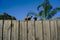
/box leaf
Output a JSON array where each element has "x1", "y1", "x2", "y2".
[
  {"x1": 37, "y1": 3, "x2": 43, "y2": 10},
  {"x1": 47, "y1": 7, "x2": 60, "y2": 19},
  {"x1": 38, "y1": 11, "x2": 44, "y2": 16},
  {"x1": 46, "y1": 4, "x2": 52, "y2": 12},
  {"x1": 55, "y1": 8, "x2": 60, "y2": 10}
]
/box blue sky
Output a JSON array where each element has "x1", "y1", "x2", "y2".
[{"x1": 0, "y1": 0, "x2": 60, "y2": 20}]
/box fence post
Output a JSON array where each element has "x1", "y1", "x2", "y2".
[
  {"x1": 26, "y1": 20, "x2": 28, "y2": 40},
  {"x1": 56, "y1": 20, "x2": 59, "y2": 40},
  {"x1": 10, "y1": 19, "x2": 13, "y2": 40},
  {"x1": 42, "y1": 20, "x2": 44, "y2": 40},
  {"x1": 2, "y1": 17, "x2": 4, "y2": 40},
  {"x1": 34, "y1": 20, "x2": 36, "y2": 40},
  {"x1": 18, "y1": 20, "x2": 20, "y2": 40},
  {"x1": 49, "y1": 20, "x2": 51, "y2": 40}
]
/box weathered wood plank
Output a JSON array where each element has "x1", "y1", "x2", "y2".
[
  {"x1": 57, "y1": 20, "x2": 60, "y2": 40},
  {"x1": 20, "y1": 21, "x2": 24, "y2": 40},
  {"x1": 0, "y1": 20, "x2": 59, "y2": 40},
  {"x1": 24, "y1": 21, "x2": 27, "y2": 40},
  {"x1": 20, "y1": 21, "x2": 27, "y2": 40},
  {"x1": 50, "y1": 20, "x2": 55, "y2": 40},
  {"x1": 19, "y1": 21, "x2": 23, "y2": 40},
  {"x1": 3, "y1": 20, "x2": 11, "y2": 40},
  {"x1": 50, "y1": 20, "x2": 57, "y2": 40},
  {"x1": 18, "y1": 20, "x2": 20, "y2": 40},
  {"x1": 7, "y1": 20, "x2": 13, "y2": 40},
  {"x1": 54, "y1": 20, "x2": 58, "y2": 40},
  {"x1": 43, "y1": 20, "x2": 50, "y2": 40},
  {"x1": 12, "y1": 20, "x2": 18, "y2": 40},
  {"x1": 35, "y1": 21, "x2": 43, "y2": 40},
  {"x1": 0, "y1": 20, "x2": 3, "y2": 40},
  {"x1": 28, "y1": 21, "x2": 35, "y2": 40}
]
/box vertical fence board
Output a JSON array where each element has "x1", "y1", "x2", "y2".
[
  {"x1": 20, "y1": 21, "x2": 25, "y2": 40},
  {"x1": 50, "y1": 20, "x2": 57, "y2": 40},
  {"x1": 35, "y1": 21, "x2": 43, "y2": 40},
  {"x1": 6, "y1": 20, "x2": 11, "y2": 40},
  {"x1": 21, "y1": 21, "x2": 24, "y2": 40},
  {"x1": 0, "y1": 20, "x2": 60, "y2": 40},
  {"x1": 3, "y1": 20, "x2": 11, "y2": 40},
  {"x1": 8, "y1": 20, "x2": 14, "y2": 40},
  {"x1": 11, "y1": 20, "x2": 18, "y2": 40},
  {"x1": 20, "y1": 21, "x2": 27, "y2": 40},
  {"x1": 43, "y1": 21, "x2": 50, "y2": 40},
  {"x1": 50, "y1": 20, "x2": 55, "y2": 40},
  {"x1": 54, "y1": 20, "x2": 58, "y2": 40},
  {"x1": 23, "y1": 21, "x2": 27, "y2": 40},
  {"x1": 18, "y1": 20, "x2": 20, "y2": 40},
  {"x1": 28, "y1": 21, "x2": 35, "y2": 40},
  {"x1": 20, "y1": 21, "x2": 23, "y2": 40},
  {"x1": 0, "y1": 20, "x2": 3, "y2": 40},
  {"x1": 10, "y1": 20, "x2": 14, "y2": 40},
  {"x1": 57, "y1": 20, "x2": 60, "y2": 40}
]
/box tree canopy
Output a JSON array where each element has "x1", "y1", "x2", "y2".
[
  {"x1": 0, "y1": 12, "x2": 16, "y2": 20},
  {"x1": 27, "y1": 0, "x2": 60, "y2": 20}
]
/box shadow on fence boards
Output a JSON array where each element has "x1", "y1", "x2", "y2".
[{"x1": 0, "y1": 20, "x2": 60, "y2": 40}]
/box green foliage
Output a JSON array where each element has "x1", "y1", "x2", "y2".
[
  {"x1": 0, "y1": 12, "x2": 16, "y2": 20},
  {"x1": 27, "y1": 0, "x2": 60, "y2": 20},
  {"x1": 37, "y1": 0, "x2": 60, "y2": 20},
  {"x1": 47, "y1": 8, "x2": 60, "y2": 19}
]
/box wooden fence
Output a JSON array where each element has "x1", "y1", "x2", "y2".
[{"x1": 0, "y1": 20, "x2": 60, "y2": 40}]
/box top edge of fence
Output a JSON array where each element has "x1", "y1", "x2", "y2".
[{"x1": 0, "y1": 19, "x2": 60, "y2": 21}]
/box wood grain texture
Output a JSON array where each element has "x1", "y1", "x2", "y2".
[
  {"x1": 12, "y1": 20, "x2": 18, "y2": 40},
  {"x1": 4, "y1": 20, "x2": 11, "y2": 40},
  {"x1": 43, "y1": 21, "x2": 50, "y2": 40},
  {"x1": 20, "y1": 21, "x2": 27, "y2": 40},
  {"x1": 0, "y1": 20, "x2": 60, "y2": 40},
  {"x1": 35, "y1": 21, "x2": 43, "y2": 40},
  {"x1": 0, "y1": 20, "x2": 3, "y2": 40},
  {"x1": 57, "y1": 20, "x2": 60, "y2": 40},
  {"x1": 28, "y1": 21, "x2": 35, "y2": 40},
  {"x1": 50, "y1": 20, "x2": 58, "y2": 40}
]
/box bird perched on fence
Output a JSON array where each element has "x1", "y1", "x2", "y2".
[
  {"x1": 33, "y1": 16, "x2": 37, "y2": 21},
  {"x1": 25, "y1": 16, "x2": 32, "y2": 21}
]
